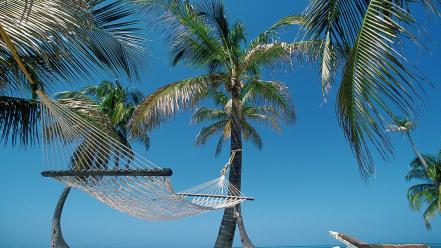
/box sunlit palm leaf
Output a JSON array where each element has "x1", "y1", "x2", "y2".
[
  {"x1": 242, "y1": 40, "x2": 323, "y2": 72},
  {"x1": 130, "y1": 74, "x2": 225, "y2": 132},
  {"x1": 243, "y1": 80, "x2": 295, "y2": 123},
  {"x1": 194, "y1": 119, "x2": 229, "y2": 147},
  {"x1": 0, "y1": 0, "x2": 147, "y2": 94}
]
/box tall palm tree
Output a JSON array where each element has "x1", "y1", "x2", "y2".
[
  {"x1": 48, "y1": 80, "x2": 149, "y2": 247},
  {"x1": 297, "y1": 0, "x2": 438, "y2": 179},
  {"x1": 130, "y1": 1, "x2": 319, "y2": 246},
  {"x1": 406, "y1": 151, "x2": 441, "y2": 230},
  {"x1": 386, "y1": 118, "x2": 429, "y2": 169},
  {"x1": 191, "y1": 85, "x2": 295, "y2": 248}
]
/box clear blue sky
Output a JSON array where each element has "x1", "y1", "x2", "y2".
[{"x1": 1, "y1": 1, "x2": 441, "y2": 247}]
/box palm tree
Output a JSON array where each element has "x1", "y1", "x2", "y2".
[
  {"x1": 46, "y1": 80, "x2": 150, "y2": 247},
  {"x1": 191, "y1": 85, "x2": 295, "y2": 248},
  {"x1": 297, "y1": 0, "x2": 438, "y2": 179},
  {"x1": 406, "y1": 151, "x2": 441, "y2": 230},
  {"x1": 386, "y1": 118, "x2": 429, "y2": 169},
  {"x1": 1, "y1": 2, "x2": 148, "y2": 247},
  {"x1": 56, "y1": 80, "x2": 150, "y2": 149},
  {"x1": 130, "y1": 1, "x2": 319, "y2": 246}
]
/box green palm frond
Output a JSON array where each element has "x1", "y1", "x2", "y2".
[
  {"x1": 242, "y1": 40, "x2": 323, "y2": 71},
  {"x1": 134, "y1": 0, "x2": 227, "y2": 67},
  {"x1": 194, "y1": 120, "x2": 229, "y2": 147},
  {"x1": 242, "y1": 121, "x2": 263, "y2": 150},
  {"x1": 0, "y1": 95, "x2": 39, "y2": 147},
  {"x1": 423, "y1": 200, "x2": 439, "y2": 230},
  {"x1": 251, "y1": 15, "x2": 305, "y2": 47},
  {"x1": 191, "y1": 107, "x2": 227, "y2": 124},
  {"x1": 406, "y1": 168, "x2": 429, "y2": 181},
  {"x1": 0, "y1": 0, "x2": 147, "y2": 94},
  {"x1": 302, "y1": 0, "x2": 430, "y2": 179},
  {"x1": 243, "y1": 80, "x2": 295, "y2": 123},
  {"x1": 335, "y1": 0, "x2": 422, "y2": 179},
  {"x1": 130, "y1": 74, "x2": 225, "y2": 132},
  {"x1": 215, "y1": 120, "x2": 232, "y2": 157}
]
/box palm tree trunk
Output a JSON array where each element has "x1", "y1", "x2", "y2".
[
  {"x1": 235, "y1": 205, "x2": 255, "y2": 248},
  {"x1": 51, "y1": 186, "x2": 71, "y2": 248},
  {"x1": 406, "y1": 131, "x2": 429, "y2": 169},
  {"x1": 214, "y1": 85, "x2": 243, "y2": 248}
]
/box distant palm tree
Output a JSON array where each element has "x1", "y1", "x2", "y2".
[
  {"x1": 386, "y1": 118, "x2": 429, "y2": 169},
  {"x1": 192, "y1": 86, "x2": 293, "y2": 156},
  {"x1": 130, "y1": 1, "x2": 317, "y2": 247},
  {"x1": 57, "y1": 80, "x2": 150, "y2": 150},
  {"x1": 191, "y1": 85, "x2": 294, "y2": 248},
  {"x1": 406, "y1": 151, "x2": 441, "y2": 230},
  {"x1": 297, "y1": 0, "x2": 438, "y2": 179},
  {"x1": 49, "y1": 80, "x2": 149, "y2": 247}
]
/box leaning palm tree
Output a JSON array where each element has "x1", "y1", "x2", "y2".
[
  {"x1": 406, "y1": 151, "x2": 441, "y2": 230},
  {"x1": 298, "y1": 0, "x2": 438, "y2": 179},
  {"x1": 49, "y1": 81, "x2": 150, "y2": 247},
  {"x1": 130, "y1": 0, "x2": 319, "y2": 246},
  {"x1": 386, "y1": 118, "x2": 429, "y2": 169},
  {"x1": 56, "y1": 80, "x2": 150, "y2": 149},
  {"x1": 191, "y1": 85, "x2": 295, "y2": 248}
]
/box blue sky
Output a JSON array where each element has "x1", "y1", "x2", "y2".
[{"x1": 1, "y1": 0, "x2": 441, "y2": 247}]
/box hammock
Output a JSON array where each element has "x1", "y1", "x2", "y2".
[{"x1": 37, "y1": 90, "x2": 253, "y2": 221}]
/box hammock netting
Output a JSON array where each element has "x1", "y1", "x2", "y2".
[{"x1": 37, "y1": 91, "x2": 252, "y2": 221}]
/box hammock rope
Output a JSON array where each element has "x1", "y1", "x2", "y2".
[{"x1": 37, "y1": 90, "x2": 253, "y2": 221}]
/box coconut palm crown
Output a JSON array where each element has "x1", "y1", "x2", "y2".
[
  {"x1": 130, "y1": 0, "x2": 321, "y2": 247},
  {"x1": 56, "y1": 80, "x2": 150, "y2": 150},
  {"x1": 192, "y1": 83, "x2": 294, "y2": 157},
  {"x1": 406, "y1": 150, "x2": 441, "y2": 230}
]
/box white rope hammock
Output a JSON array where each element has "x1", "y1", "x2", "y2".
[{"x1": 37, "y1": 90, "x2": 253, "y2": 221}]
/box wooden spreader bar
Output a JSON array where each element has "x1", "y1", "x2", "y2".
[
  {"x1": 41, "y1": 168, "x2": 173, "y2": 177},
  {"x1": 178, "y1": 193, "x2": 255, "y2": 201}
]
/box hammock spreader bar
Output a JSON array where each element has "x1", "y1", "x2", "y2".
[{"x1": 41, "y1": 168, "x2": 173, "y2": 177}]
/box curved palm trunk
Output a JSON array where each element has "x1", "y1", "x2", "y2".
[
  {"x1": 405, "y1": 131, "x2": 429, "y2": 169},
  {"x1": 235, "y1": 205, "x2": 256, "y2": 248},
  {"x1": 51, "y1": 186, "x2": 71, "y2": 248},
  {"x1": 214, "y1": 86, "x2": 243, "y2": 248}
]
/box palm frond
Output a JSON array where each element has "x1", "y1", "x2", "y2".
[
  {"x1": 134, "y1": 0, "x2": 227, "y2": 67},
  {"x1": 335, "y1": 0, "x2": 422, "y2": 179},
  {"x1": 0, "y1": 0, "x2": 147, "y2": 94},
  {"x1": 408, "y1": 185, "x2": 437, "y2": 210},
  {"x1": 242, "y1": 80, "x2": 295, "y2": 123},
  {"x1": 242, "y1": 121, "x2": 263, "y2": 150},
  {"x1": 406, "y1": 168, "x2": 429, "y2": 181},
  {"x1": 242, "y1": 40, "x2": 324, "y2": 72},
  {"x1": 251, "y1": 15, "x2": 305, "y2": 47},
  {"x1": 130, "y1": 74, "x2": 225, "y2": 133},
  {"x1": 194, "y1": 119, "x2": 229, "y2": 147},
  {"x1": 0, "y1": 95, "x2": 39, "y2": 147},
  {"x1": 191, "y1": 107, "x2": 227, "y2": 124},
  {"x1": 422, "y1": 199, "x2": 439, "y2": 230}
]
